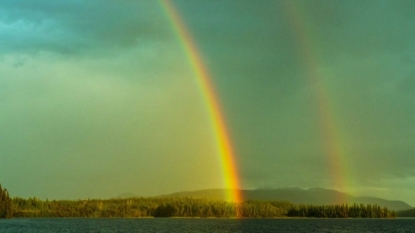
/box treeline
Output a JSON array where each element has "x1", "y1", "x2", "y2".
[
  {"x1": 396, "y1": 208, "x2": 415, "y2": 217},
  {"x1": 0, "y1": 184, "x2": 397, "y2": 218},
  {"x1": 11, "y1": 197, "x2": 291, "y2": 218},
  {"x1": 0, "y1": 184, "x2": 13, "y2": 218},
  {"x1": 287, "y1": 203, "x2": 396, "y2": 218},
  {"x1": 9, "y1": 197, "x2": 396, "y2": 218}
]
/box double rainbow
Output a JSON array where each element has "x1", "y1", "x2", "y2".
[
  {"x1": 159, "y1": 0, "x2": 242, "y2": 203},
  {"x1": 159, "y1": 0, "x2": 350, "y2": 205}
]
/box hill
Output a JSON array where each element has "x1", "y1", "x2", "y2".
[{"x1": 161, "y1": 187, "x2": 411, "y2": 211}]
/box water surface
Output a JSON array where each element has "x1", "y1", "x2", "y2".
[{"x1": 0, "y1": 218, "x2": 414, "y2": 233}]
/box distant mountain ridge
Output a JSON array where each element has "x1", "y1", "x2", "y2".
[
  {"x1": 115, "y1": 193, "x2": 138, "y2": 199},
  {"x1": 160, "y1": 187, "x2": 411, "y2": 211}
]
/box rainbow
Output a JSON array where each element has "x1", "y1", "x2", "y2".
[
  {"x1": 281, "y1": 1, "x2": 352, "y2": 203},
  {"x1": 159, "y1": 0, "x2": 242, "y2": 203}
]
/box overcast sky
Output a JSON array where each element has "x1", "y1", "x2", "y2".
[{"x1": 1, "y1": 0, "x2": 414, "y2": 206}]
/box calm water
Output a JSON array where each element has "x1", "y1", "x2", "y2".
[{"x1": 0, "y1": 218, "x2": 414, "y2": 233}]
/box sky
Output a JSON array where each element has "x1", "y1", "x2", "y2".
[{"x1": 1, "y1": 0, "x2": 415, "y2": 206}]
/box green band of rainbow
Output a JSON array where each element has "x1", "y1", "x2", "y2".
[{"x1": 159, "y1": 0, "x2": 242, "y2": 203}]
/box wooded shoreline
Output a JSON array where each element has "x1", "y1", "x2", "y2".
[{"x1": 1, "y1": 185, "x2": 399, "y2": 219}]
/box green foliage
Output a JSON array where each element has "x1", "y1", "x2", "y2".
[
  {"x1": 396, "y1": 208, "x2": 415, "y2": 217},
  {"x1": 0, "y1": 184, "x2": 13, "y2": 218},
  {"x1": 11, "y1": 197, "x2": 291, "y2": 218},
  {"x1": 9, "y1": 196, "x2": 396, "y2": 218},
  {"x1": 286, "y1": 203, "x2": 396, "y2": 218}
]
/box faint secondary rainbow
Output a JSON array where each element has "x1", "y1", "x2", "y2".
[
  {"x1": 159, "y1": 0, "x2": 242, "y2": 203},
  {"x1": 281, "y1": 2, "x2": 352, "y2": 203}
]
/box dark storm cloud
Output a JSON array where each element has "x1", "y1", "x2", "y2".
[
  {"x1": 176, "y1": 0, "x2": 415, "y2": 82},
  {"x1": 0, "y1": 0, "x2": 168, "y2": 55}
]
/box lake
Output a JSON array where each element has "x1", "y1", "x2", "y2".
[{"x1": 0, "y1": 218, "x2": 414, "y2": 233}]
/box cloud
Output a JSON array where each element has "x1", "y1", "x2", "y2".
[{"x1": 0, "y1": 1, "x2": 170, "y2": 56}]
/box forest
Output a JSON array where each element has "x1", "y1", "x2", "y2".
[
  {"x1": 286, "y1": 203, "x2": 396, "y2": 218},
  {"x1": 396, "y1": 208, "x2": 415, "y2": 217},
  {"x1": 0, "y1": 185, "x2": 397, "y2": 218}
]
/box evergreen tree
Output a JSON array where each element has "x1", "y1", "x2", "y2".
[{"x1": 0, "y1": 184, "x2": 13, "y2": 218}]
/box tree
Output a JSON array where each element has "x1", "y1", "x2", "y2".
[{"x1": 0, "y1": 184, "x2": 13, "y2": 218}]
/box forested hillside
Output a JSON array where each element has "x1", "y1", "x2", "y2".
[
  {"x1": 165, "y1": 188, "x2": 411, "y2": 211},
  {"x1": 0, "y1": 184, "x2": 397, "y2": 218}
]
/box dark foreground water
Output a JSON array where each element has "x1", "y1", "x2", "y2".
[{"x1": 0, "y1": 218, "x2": 414, "y2": 233}]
